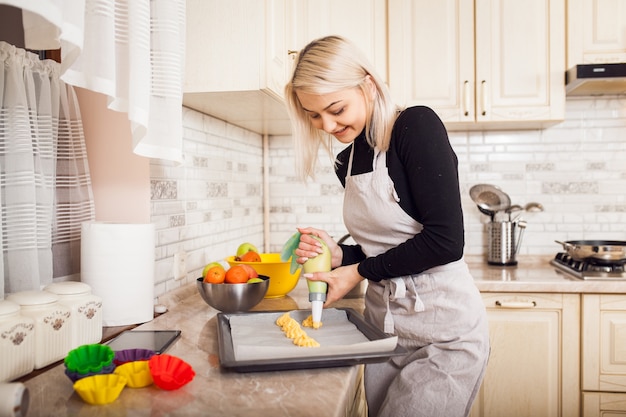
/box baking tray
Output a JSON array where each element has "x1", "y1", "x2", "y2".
[{"x1": 216, "y1": 308, "x2": 407, "y2": 372}]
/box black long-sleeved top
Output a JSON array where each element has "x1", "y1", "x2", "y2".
[{"x1": 336, "y1": 106, "x2": 465, "y2": 282}]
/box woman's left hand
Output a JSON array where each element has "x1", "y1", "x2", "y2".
[{"x1": 303, "y1": 263, "x2": 364, "y2": 306}]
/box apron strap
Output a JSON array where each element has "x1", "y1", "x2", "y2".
[{"x1": 382, "y1": 277, "x2": 425, "y2": 334}]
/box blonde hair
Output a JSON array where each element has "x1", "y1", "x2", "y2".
[{"x1": 284, "y1": 35, "x2": 399, "y2": 181}]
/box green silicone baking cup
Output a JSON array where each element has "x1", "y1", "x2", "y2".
[{"x1": 65, "y1": 344, "x2": 115, "y2": 374}]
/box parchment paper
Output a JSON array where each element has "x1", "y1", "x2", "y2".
[{"x1": 229, "y1": 308, "x2": 398, "y2": 361}]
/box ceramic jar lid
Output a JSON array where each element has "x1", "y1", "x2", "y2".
[
  {"x1": 7, "y1": 290, "x2": 59, "y2": 306},
  {"x1": 45, "y1": 281, "x2": 92, "y2": 296},
  {"x1": 0, "y1": 299, "x2": 20, "y2": 316}
]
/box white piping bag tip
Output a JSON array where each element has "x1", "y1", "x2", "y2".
[{"x1": 311, "y1": 300, "x2": 323, "y2": 323}]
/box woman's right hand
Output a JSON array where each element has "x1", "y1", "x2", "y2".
[{"x1": 295, "y1": 227, "x2": 343, "y2": 269}]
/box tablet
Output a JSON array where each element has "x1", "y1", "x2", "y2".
[{"x1": 105, "y1": 330, "x2": 181, "y2": 354}]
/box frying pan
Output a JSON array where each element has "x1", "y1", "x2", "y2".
[
  {"x1": 469, "y1": 184, "x2": 512, "y2": 212},
  {"x1": 555, "y1": 240, "x2": 626, "y2": 263}
]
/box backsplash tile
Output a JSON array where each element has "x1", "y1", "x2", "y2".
[{"x1": 150, "y1": 97, "x2": 626, "y2": 298}]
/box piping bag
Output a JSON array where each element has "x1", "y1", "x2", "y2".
[{"x1": 281, "y1": 231, "x2": 331, "y2": 325}]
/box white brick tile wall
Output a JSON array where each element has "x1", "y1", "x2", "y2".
[{"x1": 151, "y1": 98, "x2": 626, "y2": 298}]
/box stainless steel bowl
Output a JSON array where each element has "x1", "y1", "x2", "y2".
[{"x1": 196, "y1": 275, "x2": 269, "y2": 313}]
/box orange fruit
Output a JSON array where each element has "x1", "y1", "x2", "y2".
[
  {"x1": 238, "y1": 251, "x2": 262, "y2": 262},
  {"x1": 239, "y1": 264, "x2": 258, "y2": 279},
  {"x1": 204, "y1": 266, "x2": 226, "y2": 284},
  {"x1": 225, "y1": 265, "x2": 249, "y2": 284}
]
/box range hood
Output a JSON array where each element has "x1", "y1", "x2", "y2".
[{"x1": 565, "y1": 63, "x2": 626, "y2": 96}]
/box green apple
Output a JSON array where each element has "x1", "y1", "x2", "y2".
[
  {"x1": 246, "y1": 277, "x2": 264, "y2": 284},
  {"x1": 236, "y1": 242, "x2": 259, "y2": 257},
  {"x1": 202, "y1": 262, "x2": 223, "y2": 278}
]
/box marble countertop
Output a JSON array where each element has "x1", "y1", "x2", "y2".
[
  {"x1": 22, "y1": 279, "x2": 367, "y2": 417},
  {"x1": 467, "y1": 256, "x2": 626, "y2": 293},
  {"x1": 21, "y1": 257, "x2": 626, "y2": 416}
]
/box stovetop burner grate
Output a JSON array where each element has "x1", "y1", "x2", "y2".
[{"x1": 551, "y1": 252, "x2": 626, "y2": 280}]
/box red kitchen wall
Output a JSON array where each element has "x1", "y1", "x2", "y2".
[{"x1": 75, "y1": 87, "x2": 151, "y2": 223}]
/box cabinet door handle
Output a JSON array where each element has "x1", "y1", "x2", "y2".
[
  {"x1": 495, "y1": 300, "x2": 537, "y2": 309},
  {"x1": 463, "y1": 80, "x2": 470, "y2": 116},
  {"x1": 480, "y1": 80, "x2": 488, "y2": 116}
]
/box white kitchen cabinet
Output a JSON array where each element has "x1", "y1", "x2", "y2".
[
  {"x1": 582, "y1": 392, "x2": 626, "y2": 417},
  {"x1": 567, "y1": 0, "x2": 626, "y2": 66},
  {"x1": 183, "y1": 0, "x2": 386, "y2": 136},
  {"x1": 296, "y1": 0, "x2": 387, "y2": 83},
  {"x1": 470, "y1": 293, "x2": 580, "y2": 417},
  {"x1": 388, "y1": 0, "x2": 566, "y2": 130},
  {"x1": 581, "y1": 294, "x2": 626, "y2": 416},
  {"x1": 183, "y1": 0, "x2": 297, "y2": 135}
]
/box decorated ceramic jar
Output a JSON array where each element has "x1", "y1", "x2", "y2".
[
  {"x1": 6, "y1": 291, "x2": 72, "y2": 369},
  {"x1": 0, "y1": 300, "x2": 35, "y2": 381},
  {"x1": 45, "y1": 282, "x2": 103, "y2": 349}
]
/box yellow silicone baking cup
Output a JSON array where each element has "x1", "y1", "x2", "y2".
[
  {"x1": 73, "y1": 374, "x2": 127, "y2": 405},
  {"x1": 114, "y1": 360, "x2": 153, "y2": 388}
]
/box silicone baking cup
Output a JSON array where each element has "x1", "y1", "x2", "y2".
[
  {"x1": 113, "y1": 348, "x2": 155, "y2": 366},
  {"x1": 114, "y1": 360, "x2": 153, "y2": 388},
  {"x1": 73, "y1": 374, "x2": 127, "y2": 405},
  {"x1": 65, "y1": 344, "x2": 115, "y2": 374},
  {"x1": 148, "y1": 354, "x2": 195, "y2": 390}
]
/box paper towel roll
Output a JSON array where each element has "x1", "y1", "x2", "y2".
[{"x1": 81, "y1": 222, "x2": 155, "y2": 326}]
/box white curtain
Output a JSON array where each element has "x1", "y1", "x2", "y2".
[
  {"x1": 4, "y1": 0, "x2": 186, "y2": 162},
  {"x1": 0, "y1": 41, "x2": 95, "y2": 297}
]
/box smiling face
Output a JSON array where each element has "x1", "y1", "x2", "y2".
[{"x1": 295, "y1": 77, "x2": 375, "y2": 144}]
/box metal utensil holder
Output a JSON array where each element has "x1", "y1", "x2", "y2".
[{"x1": 487, "y1": 220, "x2": 526, "y2": 266}]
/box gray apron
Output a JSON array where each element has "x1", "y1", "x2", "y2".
[{"x1": 343, "y1": 146, "x2": 489, "y2": 417}]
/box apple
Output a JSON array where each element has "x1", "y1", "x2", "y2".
[
  {"x1": 246, "y1": 277, "x2": 264, "y2": 284},
  {"x1": 237, "y1": 251, "x2": 261, "y2": 262},
  {"x1": 236, "y1": 242, "x2": 259, "y2": 257},
  {"x1": 202, "y1": 262, "x2": 223, "y2": 278},
  {"x1": 238, "y1": 264, "x2": 258, "y2": 279}
]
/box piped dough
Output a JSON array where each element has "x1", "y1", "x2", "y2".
[
  {"x1": 302, "y1": 314, "x2": 323, "y2": 330},
  {"x1": 276, "y1": 312, "x2": 320, "y2": 347}
]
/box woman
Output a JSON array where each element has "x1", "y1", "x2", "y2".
[{"x1": 284, "y1": 35, "x2": 490, "y2": 417}]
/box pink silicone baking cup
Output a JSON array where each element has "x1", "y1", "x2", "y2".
[{"x1": 148, "y1": 354, "x2": 195, "y2": 390}]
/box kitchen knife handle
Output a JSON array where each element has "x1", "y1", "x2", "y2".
[{"x1": 495, "y1": 300, "x2": 537, "y2": 309}]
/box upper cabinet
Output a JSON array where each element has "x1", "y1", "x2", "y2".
[
  {"x1": 567, "y1": 0, "x2": 626, "y2": 66},
  {"x1": 388, "y1": 0, "x2": 566, "y2": 131},
  {"x1": 295, "y1": 0, "x2": 387, "y2": 83},
  {"x1": 183, "y1": 0, "x2": 386, "y2": 136},
  {"x1": 183, "y1": 0, "x2": 297, "y2": 135}
]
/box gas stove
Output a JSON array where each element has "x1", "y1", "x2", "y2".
[{"x1": 550, "y1": 252, "x2": 626, "y2": 280}]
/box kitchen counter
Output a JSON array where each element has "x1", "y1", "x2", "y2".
[
  {"x1": 467, "y1": 256, "x2": 626, "y2": 293},
  {"x1": 21, "y1": 257, "x2": 626, "y2": 417},
  {"x1": 22, "y1": 279, "x2": 367, "y2": 417}
]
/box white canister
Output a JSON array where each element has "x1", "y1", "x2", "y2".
[
  {"x1": 0, "y1": 382, "x2": 29, "y2": 417},
  {"x1": 0, "y1": 301, "x2": 35, "y2": 382},
  {"x1": 44, "y1": 282, "x2": 103, "y2": 349},
  {"x1": 6, "y1": 291, "x2": 72, "y2": 369}
]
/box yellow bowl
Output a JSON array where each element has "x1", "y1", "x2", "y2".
[{"x1": 226, "y1": 253, "x2": 300, "y2": 298}]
